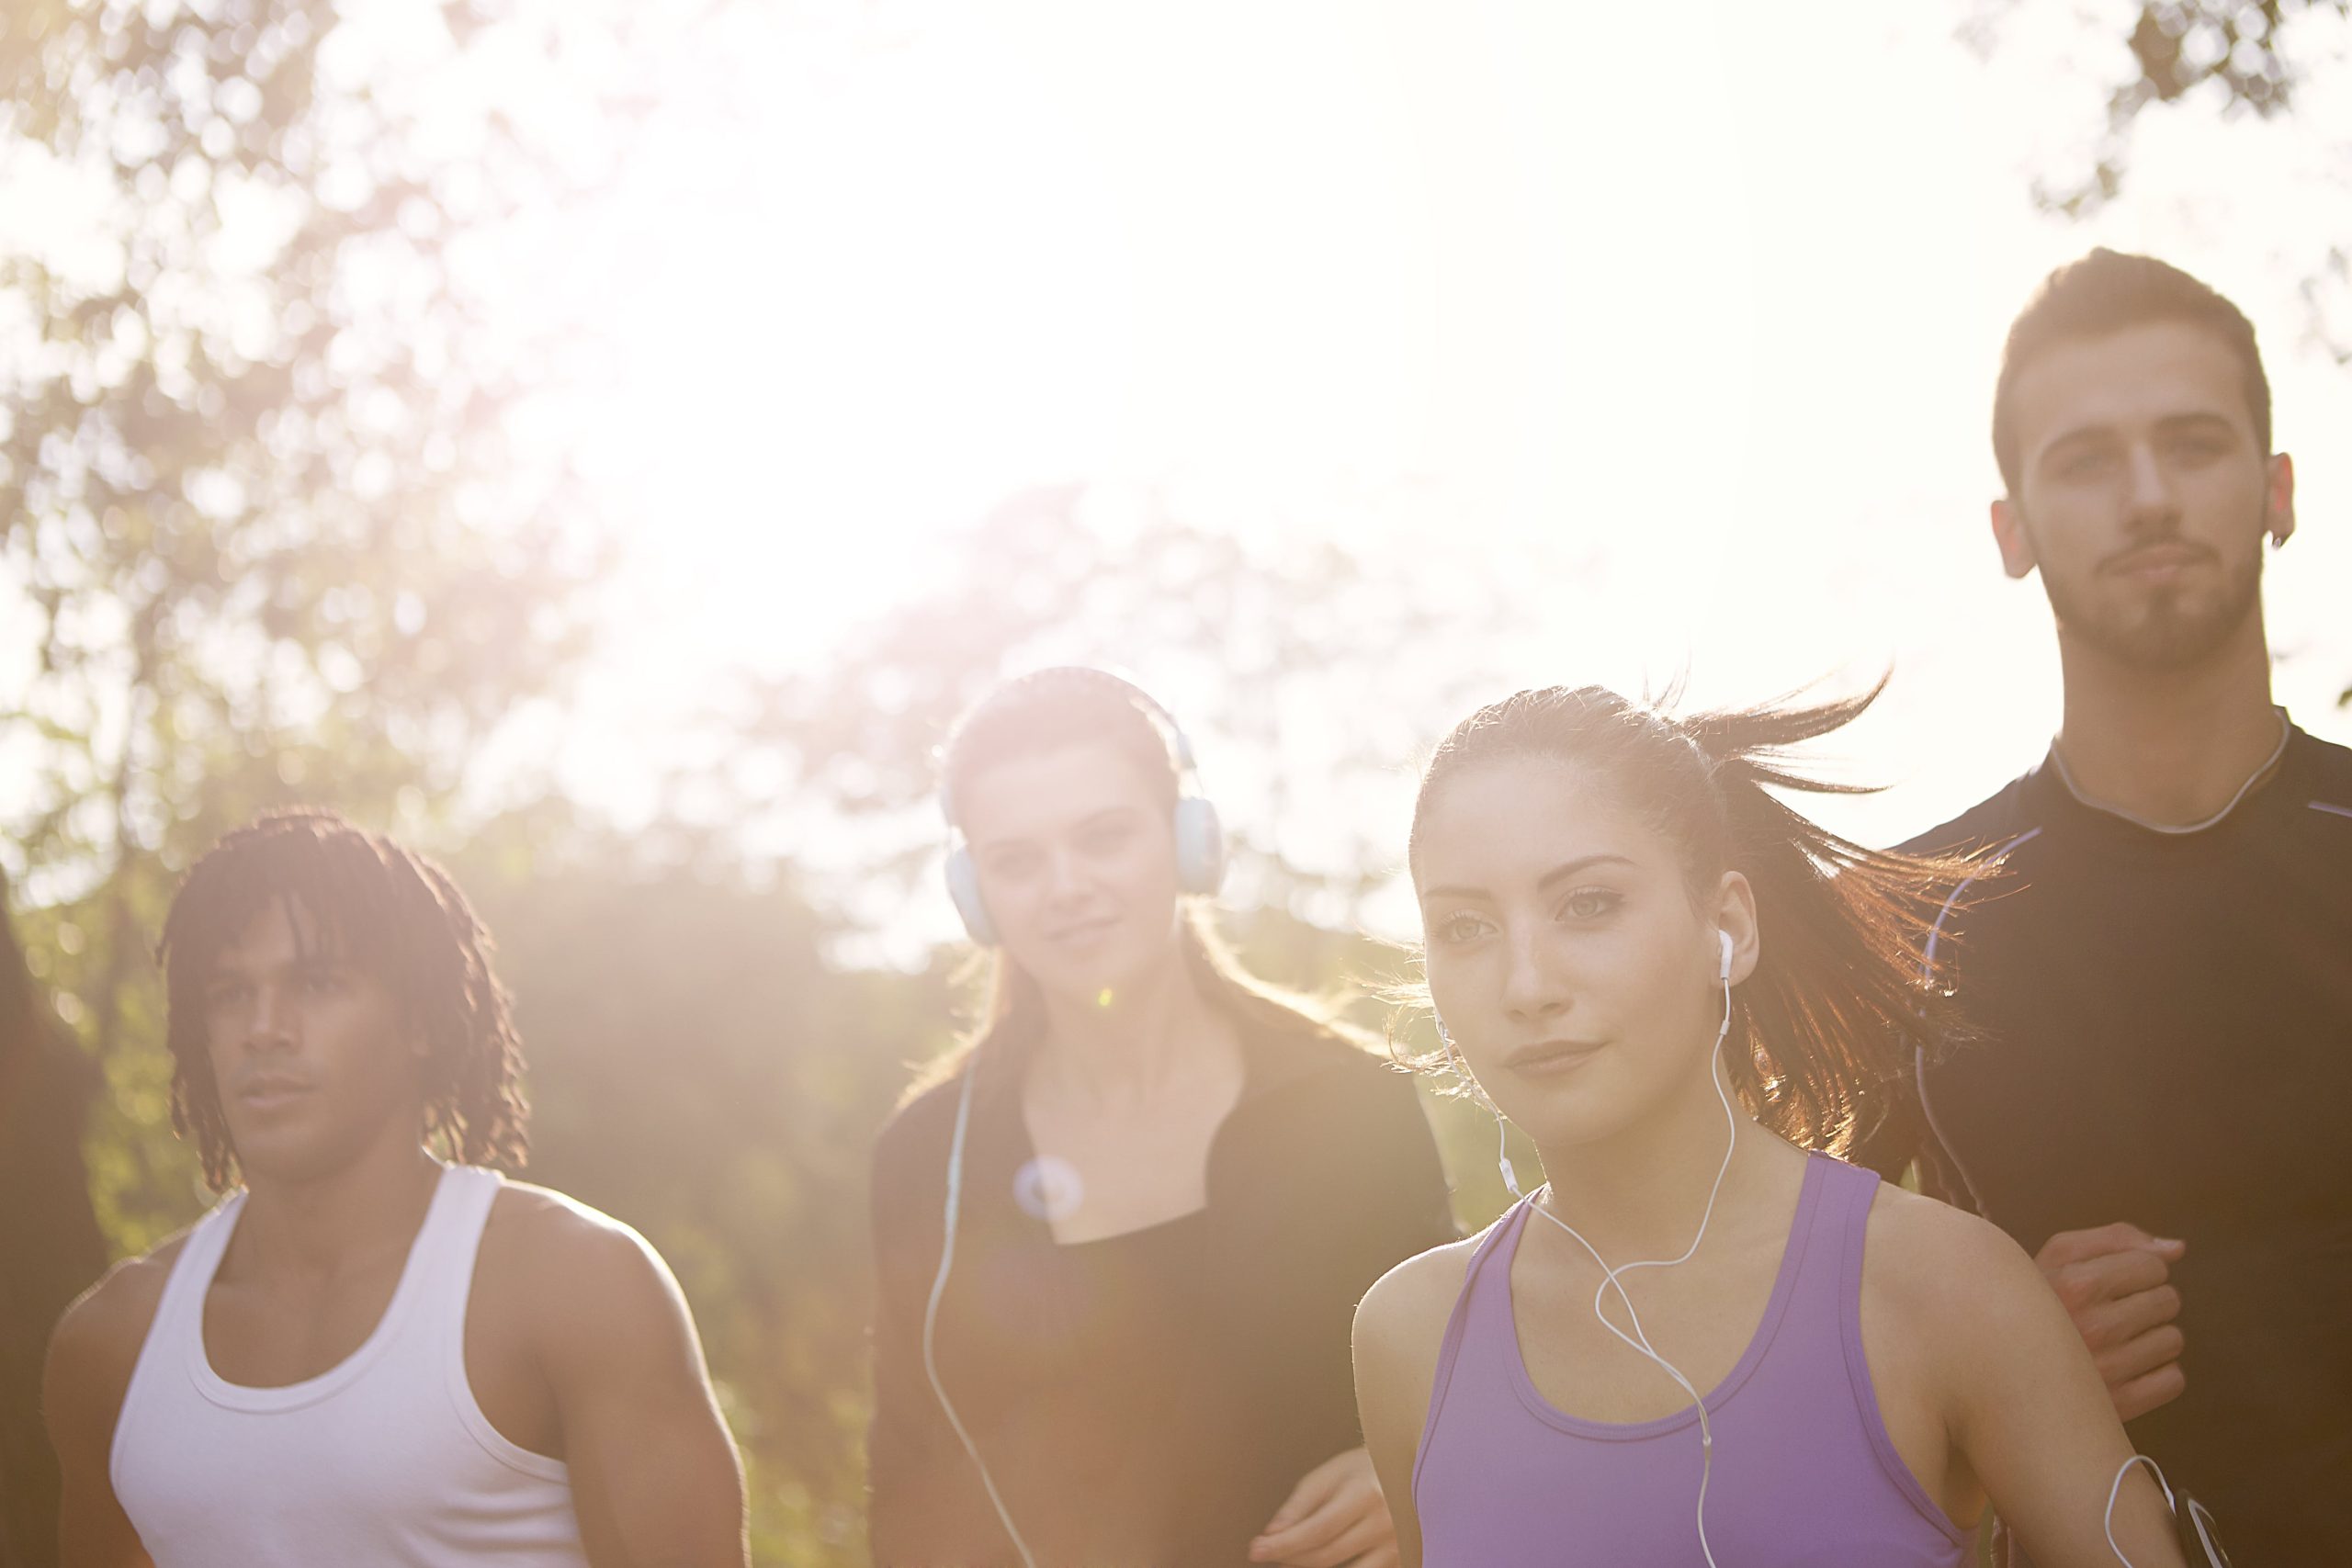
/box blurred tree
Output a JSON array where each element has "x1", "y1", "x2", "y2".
[
  {"x1": 0, "y1": 1, "x2": 613, "y2": 1247},
  {"x1": 714, "y1": 484, "x2": 1521, "y2": 944},
  {"x1": 0, "y1": 866, "x2": 107, "y2": 1568},
  {"x1": 435, "y1": 810, "x2": 944, "y2": 1565},
  {"x1": 1966, "y1": 1, "x2": 2346, "y2": 216}
]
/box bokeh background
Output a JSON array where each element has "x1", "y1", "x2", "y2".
[{"x1": 4, "y1": 3, "x2": 2349, "y2": 1562}]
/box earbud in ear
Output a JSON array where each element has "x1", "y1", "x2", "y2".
[{"x1": 1718, "y1": 930, "x2": 1735, "y2": 982}]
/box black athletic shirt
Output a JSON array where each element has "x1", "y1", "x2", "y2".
[
  {"x1": 865, "y1": 1013, "x2": 1457, "y2": 1567},
  {"x1": 1866, "y1": 722, "x2": 2352, "y2": 1562}
]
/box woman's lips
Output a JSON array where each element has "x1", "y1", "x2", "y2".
[
  {"x1": 1502, "y1": 1039, "x2": 1607, "y2": 1078},
  {"x1": 1045, "y1": 912, "x2": 1121, "y2": 947}
]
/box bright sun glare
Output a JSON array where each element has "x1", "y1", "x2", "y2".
[
  {"x1": 17, "y1": 0, "x2": 2346, "y2": 885},
  {"x1": 527, "y1": 0, "x2": 2352, "y2": 869}
]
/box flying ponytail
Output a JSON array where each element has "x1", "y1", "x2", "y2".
[{"x1": 1407, "y1": 679, "x2": 1984, "y2": 1156}]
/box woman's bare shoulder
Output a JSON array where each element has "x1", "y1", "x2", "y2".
[
  {"x1": 1354, "y1": 1227, "x2": 1485, "y2": 1356},
  {"x1": 1861, "y1": 1180, "x2": 2053, "y2": 1339}
]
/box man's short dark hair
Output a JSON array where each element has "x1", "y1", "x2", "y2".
[
  {"x1": 1993, "y1": 248, "x2": 2271, "y2": 496},
  {"x1": 157, "y1": 807, "x2": 529, "y2": 1190}
]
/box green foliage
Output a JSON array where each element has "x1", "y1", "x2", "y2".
[
  {"x1": 445, "y1": 816, "x2": 944, "y2": 1563},
  {"x1": 0, "y1": 0, "x2": 605, "y2": 1245}
]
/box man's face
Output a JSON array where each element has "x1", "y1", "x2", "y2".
[
  {"x1": 201, "y1": 896, "x2": 427, "y2": 1184},
  {"x1": 1993, "y1": 319, "x2": 2292, "y2": 671}
]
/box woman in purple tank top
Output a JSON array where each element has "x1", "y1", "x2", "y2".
[{"x1": 1351, "y1": 685, "x2": 2191, "y2": 1567}]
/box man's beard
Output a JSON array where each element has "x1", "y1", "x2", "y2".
[{"x1": 2036, "y1": 525, "x2": 2267, "y2": 672}]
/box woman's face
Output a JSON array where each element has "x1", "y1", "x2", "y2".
[
  {"x1": 956, "y1": 739, "x2": 1186, "y2": 1006},
  {"x1": 1413, "y1": 753, "x2": 1753, "y2": 1150}
]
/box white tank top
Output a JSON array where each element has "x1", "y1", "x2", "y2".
[{"x1": 111, "y1": 1164, "x2": 589, "y2": 1567}]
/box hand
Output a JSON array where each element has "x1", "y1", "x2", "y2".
[
  {"x1": 1249, "y1": 1446, "x2": 1397, "y2": 1568},
  {"x1": 2033, "y1": 1222, "x2": 2188, "y2": 1422}
]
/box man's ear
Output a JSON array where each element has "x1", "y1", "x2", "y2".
[
  {"x1": 1989, "y1": 496, "x2": 2037, "y2": 580},
  {"x1": 2266, "y1": 451, "x2": 2296, "y2": 548}
]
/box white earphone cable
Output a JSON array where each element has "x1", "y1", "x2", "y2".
[
  {"x1": 923, "y1": 1066, "x2": 1043, "y2": 1568},
  {"x1": 1512, "y1": 943, "x2": 1739, "y2": 1568},
  {"x1": 2105, "y1": 1453, "x2": 2178, "y2": 1566},
  {"x1": 1492, "y1": 940, "x2": 2188, "y2": 1568}
]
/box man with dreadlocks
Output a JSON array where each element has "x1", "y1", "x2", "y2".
[{"x1": 40, "y1": 809, "x2": 749, "y2": 1568}]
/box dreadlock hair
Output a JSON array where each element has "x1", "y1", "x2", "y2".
[
  {"x1": 1403, "y1": 680, "x2": 1983, "y2": 1157},
  {"x1": 906, "y1": 668, "x2": 1358, "y2": 1102},
  {"x1": 157, "y1": 807, "x2": 529, "y2": 1190}
]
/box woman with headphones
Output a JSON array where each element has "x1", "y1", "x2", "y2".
[
  {"x1": 1352, "y1": 685, "x2": 2208, "y2": 1567},
  {"x1": 867, "y1": 669, "x2": 1457, "y2": 1568}
]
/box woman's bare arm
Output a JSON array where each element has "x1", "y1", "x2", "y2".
[
  {"x1": 1350, "y1": 1241, "x2": 1476, "y2": 1568},
  {"x1": 1877, "y1": 1195, "x2": 2187, "y2": 1568}
]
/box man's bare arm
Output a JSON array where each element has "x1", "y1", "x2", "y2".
[
  {"x1": 529, "y1": 1211, "x2": 749, "y2": 1568},
  {"x1": 44, "y1": 1255, "x2": 171, "y2": 1568}
]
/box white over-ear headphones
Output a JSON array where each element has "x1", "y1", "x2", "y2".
[{"x1": 940, "y1": 669, "x2": 1227, "y2": 946}]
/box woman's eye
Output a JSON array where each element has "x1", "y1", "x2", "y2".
[
  {"x1": 1435, "y1": 912, "x2": 1487, "y2": 944},
  {"x1": 984, "y1": 850, "x2": 1040, "y2": 880},
  {"x1": 302, "y1": 970, "x2": 343, "y2": 996},
  {"x1": 1559, "y1": 888, "x2": 1619, "y2": 920}
]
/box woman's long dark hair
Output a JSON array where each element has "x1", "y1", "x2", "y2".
[
  {"x1": 1405, "y1": 680, "x2": 1981, "y2": 1156},
  {"x1": 158, "y1": 808, "x2": 530, "y2": 1190},
  {"x1": 907, "y1": 670, "x2": 1355, "y2": 1101}
]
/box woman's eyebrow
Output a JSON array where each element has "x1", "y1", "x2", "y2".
[
  {"x1": 974, "y1": 805, "x2": 1136, "y2": 851},
  {"x1": 1421, "y1": 852, "x2": 1633, "y2": 903}
]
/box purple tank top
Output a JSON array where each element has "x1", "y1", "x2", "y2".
[{"x1": 1414, "y1": 1154, "x2": 1967, "y2": 1567}]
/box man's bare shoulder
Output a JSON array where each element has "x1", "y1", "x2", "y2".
[
  {"x1": 46, "y1": 1231, "x2": 194, "y2": 1422},
  {"x1": 476, "y1": 1178, "x2": 695, "y2": 1361},
  {"x1": 484, "y1": 1176, "x2": 635, "y2": 1246}
]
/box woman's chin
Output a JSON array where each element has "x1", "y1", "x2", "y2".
[
  {"x1": 1024, "y1": 942, "x2": 1162, "y2": 1010},
  {"x1": 1490, "y1": 1081, "x2": 1645, "y2": 1156}
]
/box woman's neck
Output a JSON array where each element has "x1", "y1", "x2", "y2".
[
  {"x1": 1531, "y1": 1065, "x2": 1786, "y2": 1264},
  {"x1": 1031, "y1": 944, "x2": 1230, "y2": 1103}
]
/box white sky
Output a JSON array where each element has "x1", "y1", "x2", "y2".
[
  {"x1": 10, "y1": 0, "x2": 2352, "y2": 938},
  {"x1": 523, "y1": 0, "x2": 2352, "y2": 934}
]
